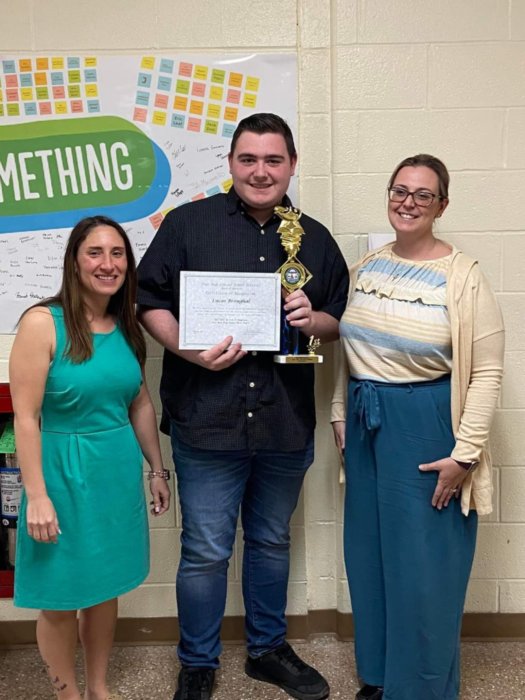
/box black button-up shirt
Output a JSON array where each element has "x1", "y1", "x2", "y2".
[{"x1": 137, "y1": 188, "x2": 349, "y2": 452}]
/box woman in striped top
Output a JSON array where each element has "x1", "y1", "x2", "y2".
[{"x1": 331, "y1": 155, "x2": 504, "y2": 700}]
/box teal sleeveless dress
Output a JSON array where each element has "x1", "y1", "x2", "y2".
[{"x1": 14, "y1": 306, "x2": 149, "y2": 610}]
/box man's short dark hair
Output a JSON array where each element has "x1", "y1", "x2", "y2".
[{"x1": 230, "y1": 113, "x2": 296, "y2": 159}]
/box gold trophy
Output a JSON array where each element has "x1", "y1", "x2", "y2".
[{"x1": 273, "y1": 206, "x2": 323, "y2": 364}]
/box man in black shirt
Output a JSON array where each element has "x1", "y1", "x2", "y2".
[{"x1": 137, "y1": 113, "x2": 349, "y2": 700}]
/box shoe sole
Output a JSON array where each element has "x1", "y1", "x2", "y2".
[{"x1": 245, "y1": 665, "x2": 330, "y2": 700}]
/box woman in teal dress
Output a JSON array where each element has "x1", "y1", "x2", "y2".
[{"x1": 9, "y1": 216, "x2": 171, "y2": 700}]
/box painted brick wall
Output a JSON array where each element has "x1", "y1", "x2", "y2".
[{"x1": 0, "y1": 0, "x2": 523, "y2": 623}]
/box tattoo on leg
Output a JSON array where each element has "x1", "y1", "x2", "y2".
[{"x1": 43, "y1": 661, "x2": 67, "y2": 691}]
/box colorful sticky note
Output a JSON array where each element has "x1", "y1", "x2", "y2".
[
  {"x1": 149, "y1": 212, "x2": 164, "y2": 229},
  {"x1": 0, "y1": 105, "x2": 4, "y2": 117},
  {"x1": 152, "y1": 110, "x2": 167, "y2": 126},
  {"x1": 162, "y1": 206, "x2": 175, "y2": 217},
  {"x1": 193, "y1": 65, "x2": 208, "y2": 81},
  {"x1": 53, "y1": 86, "x2": 66, "y2": 99},
  {"x1": 24, "y1": 102, "x2": 37, "y2": 116},
  {"x1": 245, "y1": 76, "x2": 260, "y2": 92},
  {"x1": 211, "y1": 68, "x2": 225, "y2": 84},
  {"x1": 207, "y1": 103, "x2": 220, "y2": 118},
  {"x1": 20, "y1": 88, "x2": 33, "y2": 101},
  {"x1": 51, "y1": 72, "x2": 64, "y2": 86},
  {"x1": 157, "y1": 75, "x2": 172, "y2": 92},
  {"x1": 243, "y1": 93, "x2": 257, "y2": 108},
  {"x1": 84, "y1": 57, "x2": 97, "y2": 67},
  {"x1": 222, "y1": 124, "x2": 235, "y2": 138},
  {"x1": 35, "y1": 72, "x2": 48, "y2": 86},
  {"x1": 36, "y1": 87, "x2": 49, "y2": 100},
  {"x1": 224, "y1": 106, "x2": 238, "y2": 122},
  {"x1": 141, "y1": 56, "x2": 155, "y2": 70},
  {"x1": 171, "y1": 114, "x2": 185, "y2": 128},
  {"x1": 209, "y1": 86, "x2": 223, "y2": 101},
  {"x1": 20, "y1": 73, "x2": 33, "y2": 87},
  {"x1": 228, "y1": 72, "x2": 243, "y2": 87},
  {"x1": 71, "y1": 100, "x2": 84, "y2": 113},
  {"x1": 7, "y1": 103, "x2": 20, "y2": 116},
  {"x1": 179, "y1": 61, "x2": 192, "y2": 77},
  {"x1": 68, "y1": 84, "x2": 81, "y2": 98},
  {"x1": 19, "y1": 58, "x2": 32, "y2": 72},
  {"x1": 154, "y1": 93, "x2": 168, "y2": 109},
  {"x1": 6, "y1": 88, "x2": 19, "y2": 101},
  {"x1": 39, "y1": 102, "x2": 52, "y2": 115},
  {"x1": 84, "y1": 84, "x2": 98, "y2": 97},
  {"x1": 192, "y1": 192, "x2": 206, "y2": 201},
  {"x1": 84, "y1": 69, "x2": 97, "y2": 82},
  {"x1": 173, "y1": 96, "x2": 188, "y2": 111},
  {"x1": 136, "y1": 91, "x2": 150, "y2": 106},
  {"x1": 204, "y1": 120, "x2": 218, "y2": 135},
  {"x1": 68, "y1": 70, "x2": 81, "y2": 83},
  {"x1": 176, "y1": 79, "x2": 190, "y2": 95},
  {"x1": 6, "y1": 74, "x2": 19, "y2": 88},
  {"x1": 137, "y1": 73, "x2": 152, "y2": 88},
  {"x1": 187, "y1": 117, "x2": 201, "y2": 132},
  {"x1": 87, "y1": 100, "x2": 100, "y2": 112},
  {"x1": 36, "y1": 57, "x2": 49, "y2": 71},
  {"x1": 227, "y1": 89, "x2": 240, "y2": 104},
  {"x1": 160, "y1": 58, "x2": 174, "y2": 74},
  {"x1": 192, "y1": 82, "x2": 206, "y2": 97},
  {"x1": 189, "y1": 100, "x2": 203, "y2": 115},
  {"x1": 206, "y1": 185, "x2": 221, "y2": 196},
  {"x1": 2, "y1": 60, "x2": 16, "y2": 74},
  {"x1": 52, "y1": 57, "x2": 65, "y2": 70},
  {"x1": 67, "y1": 57, "x2": 80, "y2": 69},
  {"x1": 54, "y1": 101, "x2": 68, "y2": 114},
  {"x1": 133, "y1": 107, "x2": 147, "y2": 122}
]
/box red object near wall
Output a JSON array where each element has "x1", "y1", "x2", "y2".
[{"x1": 0, "y1": 383, "x2": 13, "y2": 413}]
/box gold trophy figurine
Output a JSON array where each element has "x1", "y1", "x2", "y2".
[{"x1": 273, "y1": 206, "x2": 323, "y2": 364}]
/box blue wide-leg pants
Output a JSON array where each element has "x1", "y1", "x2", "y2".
[{"x1": 344, "y1": 377, "x2": 477, "y2": 700}]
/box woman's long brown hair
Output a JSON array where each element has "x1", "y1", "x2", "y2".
[{"x1": 26, "y1": 215, "x2": 146, "y2": 365}]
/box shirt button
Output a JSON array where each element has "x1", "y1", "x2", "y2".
[
  {"x1": 252, "y1": 351, "x2": 257, "y2": 356},
  {"x1": 249, "y1": 382, "x2": 255, "y2": 388},
  {"x1": 260, "y1": 229, "x2": 265, "y2": 235},
  {"x1": 259, "y1": 256, "x2": 265, "y2": 262},
  {"x1": 247, "y1": 411, "x2": 253, "y2": 418}
]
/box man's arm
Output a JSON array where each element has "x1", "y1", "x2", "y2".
[{"x1": 138, "y1": 307, "x2": 246, "y2": 372}]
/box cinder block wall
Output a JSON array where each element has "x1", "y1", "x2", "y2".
[{"x1": 0, "y1": 0, "x2": 524, "y2": 625}]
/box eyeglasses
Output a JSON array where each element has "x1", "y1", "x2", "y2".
[{"x1": 387, "y1": 186, "x2": 443, "y2": 208}]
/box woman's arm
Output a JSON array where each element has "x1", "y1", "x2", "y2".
[
  {"x1": 452, "y1": 270, "x2": 505, "y2": 464},
  {"x1": 128, "y1": 377, "x2": 171, "y2": 515},
  {"x1": 9, "y1": 307, "x2": 61, "y2": 543}
]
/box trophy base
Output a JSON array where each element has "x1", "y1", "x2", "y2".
[{"x1": 273, "y1": 354, "x2": 324, "y2": 364}]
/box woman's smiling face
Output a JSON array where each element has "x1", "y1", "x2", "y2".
[{"x1": 388, "y1": 166, "x2": 448, "y2": 239}]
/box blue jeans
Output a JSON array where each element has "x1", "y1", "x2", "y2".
[{"x1": 171, "y1": 433, "x2": 314, "y2": 668}]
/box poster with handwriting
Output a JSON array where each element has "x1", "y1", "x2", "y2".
[{"x1": 0, "y1": 53, "x2": 296, "y2": 332}]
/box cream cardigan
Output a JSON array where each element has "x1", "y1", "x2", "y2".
[{"x1": 331, "y1": 243, "x2": 505, "y2": 516}]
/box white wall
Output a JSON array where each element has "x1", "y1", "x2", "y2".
[{"x1": 1, "y1": 0, "x2": 524, "y2": 623}]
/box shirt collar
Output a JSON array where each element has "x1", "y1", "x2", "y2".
[{"x1": 225, "y1": 187, "x2": 293, "y2": 219}]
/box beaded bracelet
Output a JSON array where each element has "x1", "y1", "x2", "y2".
[{"x1": 147, "y1": 469, "x2": 171, "y2": 481}]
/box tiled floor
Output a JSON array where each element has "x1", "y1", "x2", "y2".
[{"x1": 1, "y1": 637, "x2": 524, "y2": 699}]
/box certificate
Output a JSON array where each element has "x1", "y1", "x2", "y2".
[{"x1": 179, "y1": 271, "x2": 282, "y2": 350}]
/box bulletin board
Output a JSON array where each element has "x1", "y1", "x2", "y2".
[{"x1": 0, "y1": 53, "x2": 297, "y2": 332}]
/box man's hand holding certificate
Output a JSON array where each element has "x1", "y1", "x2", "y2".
[{"x1": 179, "y1": 271, "x2": 282, "y2": 351}]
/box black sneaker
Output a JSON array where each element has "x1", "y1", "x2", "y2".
[
  {"x1": 173, "y1": 667, "x2": 215, "y2": 700},
  {"x1": 356, "y1": 684, "x2": 383, "y2": 700},
  {"x1": 245, "y1": 642, "x2": 329, "y2": 700}
]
